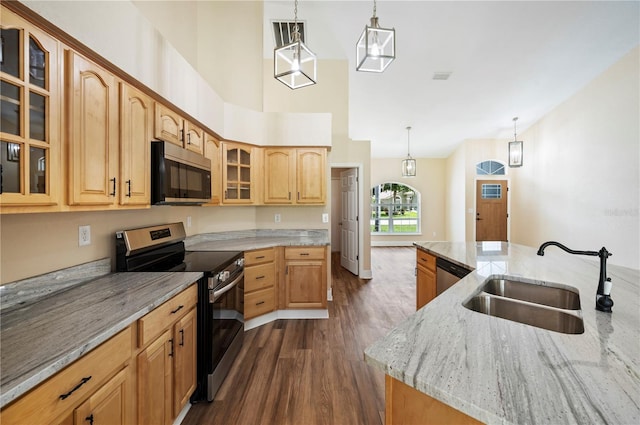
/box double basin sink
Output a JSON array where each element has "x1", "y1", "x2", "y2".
[{"x1": 463, "y1": 277, "x2": 584, "y2": 334}]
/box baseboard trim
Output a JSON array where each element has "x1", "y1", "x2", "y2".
[{"x1": 245, "y1": 309, "x2": 329, "y2": 331}]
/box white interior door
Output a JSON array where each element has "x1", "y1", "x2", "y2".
[{"x1": 340, "y1": 169, "x2": 359, "y2": 275}]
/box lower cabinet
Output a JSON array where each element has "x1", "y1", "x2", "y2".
[
  {"x1": 0, "y1": 285, "x2": 197, "y2": 425},
  {"x1": 137, "y1": 286, "x2": 197, "y2": 425},
  {"x1": 244, "y1": 248, "x2": 277, "y2": 320},
  {"x1": 416, "y1": 249, "x2": 437, "y2": 310},
  {"x1": 284, "y1": 246, "x2": 327, "y2": 309}
]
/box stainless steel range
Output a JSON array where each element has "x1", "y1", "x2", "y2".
[{"x1": 115, "y1": 222, "x2": 244, "y2": 402}]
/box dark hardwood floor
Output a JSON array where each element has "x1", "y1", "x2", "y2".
[{"x1": 183, "y1": 247, "x2": 416, "y2": 425}]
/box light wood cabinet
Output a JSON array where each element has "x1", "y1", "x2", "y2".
[
  {"x1": 203, "y1": 133, "x2": 221, "y2": 205},
  {"x1": 137, "y1": 285, "x2": 197, "y2": 425},
  {"x1": 416, "y1": 249, "x2": 437, "y2": 310},
  {"x1": 0, "y1": 6, "x2": 61, "y2": 210},
  {"x1": 263, "y1": 148, "x2": 326, "y2": 205},
  {"x1": 73, "y1": 366, "x2": 133, "y2": 425},
  {"x1": 154, "y1": 103, "x2": 204, "y2": 155},
  {"x1": 66, "y1": 50, "x2": 119, "y2": 206},
  {"x1": 244, "y1": 247, "x2": 276, "y2": 319},
  {"x1": 119, "y1": 83, "x2": 152, "y2": 206},
  {"x1": 284, "y1": 246, "x2": 327, "y2": 309},
  {"x1": 222, "y1": 142, "x2": 255, "y2": 204},
  {"x1": 0, "y1": 327, "x2": 132, "y2": 425},
  {"x1": 385, "y1": 375, "x2": 482, "y2": 425}
]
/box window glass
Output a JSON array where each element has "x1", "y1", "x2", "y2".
[
  {"x1": 481, "y1": 184, "x2": 502, "y2": 199},
  {"x1": 0, "y1": 81, "x2": 21, "y2": 136},
  {"x1": 476, "y1": 160, "x2": 505, "y2": 175},
  {"x1": 371, "y1": 183, "x2": 420, "y2": 234},
  {"x1": 29, "y1": 146, "x2": 46, "y2": 193},
  {"x1": 0, "y1": 29, "x2": 21, "y2": 78},
  {"x1": 29, "y1": 37, "x2": 46, "y2": 89}
]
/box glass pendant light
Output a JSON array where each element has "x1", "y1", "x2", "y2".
[
  {"x1": 402, "y1": 126, "x2": 416, "y2": 177},
  {"x1": 356, "y1": 0, "x2": 395, "y2": 73},
  {"x1": 274, "y1": 0, "x2": 317, "y2": 89},
  {"x1": 509, "y1": 117, "x2": 524, "y2": 167}
]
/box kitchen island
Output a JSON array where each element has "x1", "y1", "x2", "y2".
[{"x1": 365, "y1": 242, "x2": 640, "y2": 424}]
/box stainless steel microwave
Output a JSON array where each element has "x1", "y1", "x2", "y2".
[{"x1": 151, "y1": 141, "x2": 211, "y2": 205}]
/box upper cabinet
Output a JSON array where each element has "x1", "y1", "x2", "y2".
[
  {"x1": 120, "y1": 83, "x2": 152, "y2": 206},
  {"x1": 0, "y1": 7, "x2": 61, "y2": 209},
  {"x1": 66, "y1": 51, "x2": 119, "y2": 206},
  {"x1": 263, "y1": 148, "x2": 326, "y2": 205},
  {"x1": 154, "y1": 104, "x2": 204, "y2": 155},
  {"x1": 203, "y1": 133, "x2": 221, "y2": 205},
  {"x1": 222, "y1": 142, "x2": 256, "y2": 204}
]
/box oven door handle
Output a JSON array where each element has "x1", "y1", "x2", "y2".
[{"x1": 211, "y1": 271, "x2": 244, "y2": 302}]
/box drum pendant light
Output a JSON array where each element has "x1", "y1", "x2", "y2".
[
  {"x1": 274, "y1": 0, "x2": 317, "y2": 89},
  {"x1": 402, "y1": 126, "x2": 416, "y2": 177},
  {"x1": 356, "y1": 0, "x2": 396, "y2": 72},
  {"x1": 509, "y1": 117, "x2": 524, "y2": 167}
]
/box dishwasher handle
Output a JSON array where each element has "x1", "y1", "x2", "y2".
[{"x1": 436, "y1": 257, "x2": 471, "y2": 279}]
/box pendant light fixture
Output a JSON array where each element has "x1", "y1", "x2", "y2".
[
  {"x1": 402, "y1": 126, "x2": 416, "y2": 177},
  {"x1": 274, "y1": 0, "x2": 317, "y2": 89},
  {"x1": 356, "y1": 0, "x2": 395, "y2": 73},
  {"x1": 509, "y1": 117, "x2": 524, "y2": 167}
]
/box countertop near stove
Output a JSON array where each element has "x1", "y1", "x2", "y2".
[
  {"x1": 185, "y1": 229, "x2": 329, "y2": 251},
  {"x1": 0, "y1": 271, "x2": 202, "y2": 408},
  {"x1": 365, "y1": 242, "x2": 640, "y2": 425}
]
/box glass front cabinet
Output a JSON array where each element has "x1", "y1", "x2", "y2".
[
  {"x1": 222, "y1": 142, "x2": 254, "y2": 204},
  {"x1": 0, "y1": 7, "x2": 60, "y2": 209}
]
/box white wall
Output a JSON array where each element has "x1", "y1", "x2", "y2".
[
  {"x1": 510, "y1": 46, "x2": 639, "y2": 269},
  {"x1": 445, "y1": 145, "x2": 466, "y2": 241}
]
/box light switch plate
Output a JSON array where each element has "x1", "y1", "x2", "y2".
[
  {"x1": 322, "y1": 213, "x2": 329, "y2": 223},
  {"x1": 275, "y1": 213, "x2": 281, "y2": 223}
]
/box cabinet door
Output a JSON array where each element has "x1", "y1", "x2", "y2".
[
  {"x1": 263, "y1": 148, "x2": 295, "y2": 204},
  {"x1": 73, "y1": 367, "x2": 132, "y2": 425},
  {"x1": 285, "y1": 260, "x2": 327, "y2": 308},
  {"x1": 173, "y1": 308, "x2": 197, "y2": 417},
  {"x1": 67, "y1": 51, "x2": 119, "y2": 206},
  {"x1": 203, "y1": 133, "x2": 220, "y2": 204},
  {"x1": 184, "y1": 121, "x2": 204, "y2": 155},
  {"x1": 154, "y1": 103, "x2": 183, "y2": 147},
  {"x1": 296, "y1": 148, "x2": 326, "y2": 204},
  {"x1": 0, "y1": 7, "x2": 61, "y2": 208},
  {"x1": 416, "y1": 265, "x2": 436, "y2": 310},
  {"x1": 119, "y1": 83, "x2": 151, "y2": 206},
  {"x1": 137, "y1": 330, "x2": 173, "y2": 425},
  {"x1": 222, "y1": 142, "x2": 253, "y2": 204}
]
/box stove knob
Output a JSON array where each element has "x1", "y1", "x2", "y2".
[{"x1": 236, "y1": 258, "x2": 244, "y2": 267}]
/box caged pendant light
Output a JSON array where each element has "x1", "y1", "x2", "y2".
[
  {"x1": 274, "y1": 0, "x2": 317, "y2": 89},
  {"x1": 509, "y1": 117, "x2": 524, "y2": 167},
  {"x1": 356, "y1": 0, "x2": 395, "y2": 73},
  {"x1": 402, "y1": 126, "x2": 416, "y2": 177}
]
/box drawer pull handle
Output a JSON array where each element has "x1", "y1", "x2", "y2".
[
  {"x1": 255, "y1": 255, "x2": 265, "y2": 259},
  {"x1": 256, "y1": 275, "x2": 265, "y2": 280},
  {"x1": 300, "y1": 253, "x2": 309, "y2": 256},
  {"x1": 179, "y1": 329, "x2": 185, "y2": 346},
  {"x1": 60, "y1": 376, "x2": 92, "y2": 400},
  {"x1": 110, "y1": 177, "x2": 116, "y2": 197},
  {"x1": 85, "y1": 414, "x2": 94, "y2": 425},
  {"x1": 256, "y1": 301, "x2": 265, "y2": 306},
  {"x1": 171, "y1": 305, "x2": 184, "y2": 314}
]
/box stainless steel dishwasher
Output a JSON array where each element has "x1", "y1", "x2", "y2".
[{"x1": 436, "y1": 257, "x2": 471, "y2": 295}]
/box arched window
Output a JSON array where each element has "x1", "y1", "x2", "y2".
[
  {"x1": 476, "y1": 160, "x2": 505, "y2": 175},
  {"x1": 371, "y1": 183, "x2": 420, "y2": 234}
]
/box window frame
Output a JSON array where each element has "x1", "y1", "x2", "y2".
[{"x1": 370, "y1": 182, "x2": 421, "y2": 235}]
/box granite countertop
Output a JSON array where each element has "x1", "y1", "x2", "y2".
[
  {"x1": 365, "y1": 242, "x2": 640, "y2": 425},
  {"x1": 0, "y1": 271, "x2": 203, "y2": 408},
  {"x1": 185, "y1": 229, "x2": 329, "y2": 251}
]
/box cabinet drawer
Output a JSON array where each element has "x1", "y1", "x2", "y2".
[
  {"x1": 244, "y1": 248, "x2": 275, "y2": 266},
  {"x1": 245, "y1": 263, "x2": 275, "y2": 292},
  {"x1": 1, "y1": 326, "x2": 132, "y2": 425},
  {"x1": 416, "y1": 250, "x2": 436, "y2": 272},
  {"x1": 285, "y1": 246, "x2": 325, "y2": 260},
  {"x1": 138, "y1": 285, "x2": 197, "y2": 347},
  {"x1": 244, "y1": 287, "x2": 275, "y2": 320}
]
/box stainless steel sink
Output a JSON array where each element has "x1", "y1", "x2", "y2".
[
  {"x1": 463, "y1": 277, "x2": 584, "y2": 334},
  {"x1": 464, "y1": 294, "x2": 584, "y2": 334},
  {"x1": 482, "y1": 278, "x2": 581, "y2": 310}
]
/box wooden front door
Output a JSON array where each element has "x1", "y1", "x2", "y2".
[{"x1": 475, "y1": 180, "x2": 508, "y2": 241}]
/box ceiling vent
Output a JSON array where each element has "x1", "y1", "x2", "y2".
[
  {"x1": 273, "y1": 21, "x2": 306, "y2": 47},
  {"x1": 432, "y1": 72, "x2": 452, "y2": 81}
]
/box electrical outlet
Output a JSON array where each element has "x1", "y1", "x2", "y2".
[
  {"x1": 79, "y1": 225, "x2": 91, "y2": 246},
  {"x1": 186, "y1": 216, "x2": 192, "y2": 228},
  {"x1": 322, "y1": 213, "x2": 329, "y2": 223},
  {"x1": 275, "y1": 214, "x2": 281, "y2": 223}
]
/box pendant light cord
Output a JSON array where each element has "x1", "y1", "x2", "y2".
[
  {"x1": 373, "y1": 0, "x2": 377, "y2": 18},
  {"x1": 513, "y1": 117, "x2": 518, "y2": 141},
  {"x1": 293, "y1": 0, "x2": 299, "y2": 34},
  {"x1": 406, "y1": 126, "x2": 412, "y2": 156}
]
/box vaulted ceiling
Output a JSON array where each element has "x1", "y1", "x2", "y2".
[{"x1": 263, "y1": 1, "x2": 640, "y2": 158}]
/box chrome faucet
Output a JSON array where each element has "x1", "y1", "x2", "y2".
[{"x1": 537, "y1": 241, "x2": 613, "y2": 313}]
